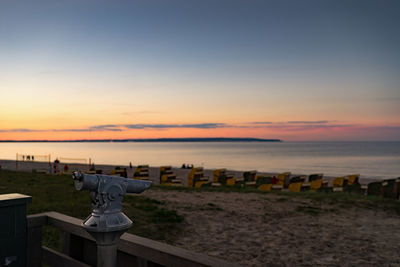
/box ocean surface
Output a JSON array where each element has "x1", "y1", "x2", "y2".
[{"x1": 0, "y1": 141, "x2": 399, "y2": 179}]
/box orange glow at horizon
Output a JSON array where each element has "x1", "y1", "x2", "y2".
[{"x1": 1, "y1": 122, "x2": 400, "y2": 141}]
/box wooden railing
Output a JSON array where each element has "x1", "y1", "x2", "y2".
[{"x1": 27, "y1": 212, "x2": 237, "y2": 267}]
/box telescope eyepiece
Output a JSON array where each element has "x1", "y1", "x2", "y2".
[{"x1": 72, "y1": 171, "x2": 83, "y2": 181}]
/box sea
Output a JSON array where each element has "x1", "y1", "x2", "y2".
[{"x1": 0, "y1": 141, "x2": 399, "y2": 179}]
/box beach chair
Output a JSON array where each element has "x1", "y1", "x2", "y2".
[
  {"x1": 86, "y1": 169, "x2": 103, "y2": 175},
  {"x1": 287, "y1": 176, "x2": 307, "y2": 192},
  {"x1": 342, "y1": 174, "x2": 361, "y2": 193},
  {"x1": 243, "y1": 170, "x2": 257, "y2": 187},
  {"x1": 134, "y1": 165, "x2": 149, "y2": 180},
  {"x1": 367, "y1": 181, "x2": 382, "y2": 196},
  {"x1": 212, "y1": 168, "x2": 235, "y2": 186},
  {"x1": 309, "y1": 179, "x2": 322, "y2": 191},
  {"x1": 256, "y1": 176, "x2": 273, "y2": 191},
  {"x1": 188, "y1": 167, "x2": 210, "y2": 188},
  {"x1": 258, "y1": 184, "x2": 272, "y2": 192},
  {"x1": 223, "y1": 172, "x2": 245, "y2": 187},
  {"x1": 255, "y1": 175, "x2": 271, "y2": 187},
  {"x1": 309, "y1": 173, "x2": 323, "y2": 182},
  {"x1": 160, "y1": 166, "x2": 183, "y2": 186},
  {"x1": 111, "y1": 166, "x2": 125, "y2": 176},
  {"x1": 346, "y1": 174, "x2": 360, "y2": 186},
  {"x1": 289, "y1": 176, "x2": 305, "y2": 184},
  {"x1": 380, "y1": 178, "x2": 400, "y2": 199},
  {"x1": 288, "y1": 182, "x2": 303, "y2": 192},
  {"x1": 333, "y1": 176, "x2": 345, "y2": 192},
  {"x1": 306, "y1": 174, "x2": 325, "y2": 192},
  {"x1": 277, "y1": 172, "x2": 291, "y2": 188}
]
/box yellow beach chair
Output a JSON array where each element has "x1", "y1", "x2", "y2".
[
  {"x1": 212, "y1": 168, "x2": 235, "y2": 186},
  {"x1": 134, "y1": 165, "x2": 149, "y2": 180},
  {"x1": 333, "y1": 176, "x2": 345, "y2": 187},
  {"x1": 288, "y1": 182, "x2": 303, "y2": 192},
  {"x1": 310, "y1": 179, "x2": 323, "y2": 191},
  {"x1": 307, "y1": 174, "x2": 324, "y2": 192},
  {"x1": 160, "y1": 166, "x2": 183, "y2": 186},
  {"x1": 277, "y1": 172, "x2": 291, "y2": 188},
  {"x1": 188, "y1": 167, "x2": 210, "y2": 188},
  {"x1": 347, "y1": 174, "x2": 360, "y2": 186},
  {"x1": 258, "y1": 184, "x2": 273, "y2": 192},
  {"x1": 333, "y1": 176, "x2": 345, "y2": 192},
  {"x1": 256, "y1": 176, "x2": 273, "y2": 191}
]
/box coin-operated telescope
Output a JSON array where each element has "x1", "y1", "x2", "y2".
[{"x1": 72, "y1": 171, "x2": 151, "y2": 267}]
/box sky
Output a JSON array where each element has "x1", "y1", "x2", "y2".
[{"x1": 0, "y1": 0, "x2": 399, "y2": 141}]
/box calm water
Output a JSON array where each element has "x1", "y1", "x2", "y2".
[{"x1": 1, "y1": 142, "x2": 399, "y2": 179}]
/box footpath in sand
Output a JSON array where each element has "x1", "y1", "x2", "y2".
[{"x1": 143, "y1": 189, "x2": 400, "y2": 266}]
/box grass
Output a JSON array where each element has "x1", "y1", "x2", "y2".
[{"x1": 0, "y1": 169, "x2": 184, "y2": 248}]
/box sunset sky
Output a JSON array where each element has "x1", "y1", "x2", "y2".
[{"x1": 1, "y1": 0, "x2": 399, "y2": 141}]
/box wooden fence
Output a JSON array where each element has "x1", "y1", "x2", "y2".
[{"x1": 27, "y1": 212, "x2": 238, "y2": 267}]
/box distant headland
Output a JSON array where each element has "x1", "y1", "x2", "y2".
[{"x1": 0, "y1": 138, "x2": 282, "y2": 143}]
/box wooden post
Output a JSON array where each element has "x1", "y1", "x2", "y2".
[
  {"x1": 27, "y1": 226, "x2": 43, "y2": 267},
  {"x1": 27, "y1": 213, "x2": 47, "y2": 267}
]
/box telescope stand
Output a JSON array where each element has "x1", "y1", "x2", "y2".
[{"x1": 86, "y1": 229, "x2": 128, "y2": 267}]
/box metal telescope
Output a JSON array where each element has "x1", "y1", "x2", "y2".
[{"x1": 72, "y1": 171, "x2": 151, "y2": 267}]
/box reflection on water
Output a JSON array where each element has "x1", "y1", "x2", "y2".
[{"x1": 0, "y1": 141, "x2": 399, "y2": 179}]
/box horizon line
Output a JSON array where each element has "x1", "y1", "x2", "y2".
[{"x1": 0, "y1": 137, "x2": 282, "y2": 143}]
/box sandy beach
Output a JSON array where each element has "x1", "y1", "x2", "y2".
[
  {"x1": 142, "y1": 189, "x2": 400, "y2": 266},
  {"x1": 0, "y1": 159, "x2": 382, "y2": 186},
  {"x1": 1, "y1": 159, "x2": 399, "y2": 266}
]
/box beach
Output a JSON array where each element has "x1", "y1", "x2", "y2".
[
  {"x1": 1, "y1": 159, "x2": 399, "y2": 265},
  {"x1": 142, "y1": 189, "x2": 400, "y2": 266},
  {"x1": 0, "y1": 159, "x2": 382, "y2": 186}
]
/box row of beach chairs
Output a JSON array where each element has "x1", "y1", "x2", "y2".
[
  {"x1": 80, "y1": 165, "x2": 399, "y2": 199},
  {"x1": 185, "y1": 167, "x2": 365, "y2": 194}
]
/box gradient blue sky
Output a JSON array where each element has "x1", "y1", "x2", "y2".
[{"x1": 0, "y1": 0, "x2": 399, "y2": 140}]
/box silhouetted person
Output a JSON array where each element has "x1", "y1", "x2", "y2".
[
  {"x1": 53, "y1": 159, "x2": 60, "y2": 174},
  {"x1": 129, "y1": 162, "x2": 133, "y2": 169},
  {"x1": 181, "y1": 163, "x2": 186, "y2": 169}
]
